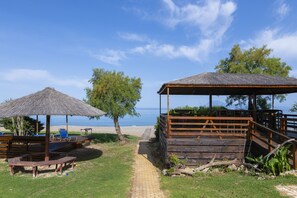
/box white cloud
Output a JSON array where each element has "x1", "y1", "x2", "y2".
[
  {"x1": 94, "y1": 0, "x2": 236, "y2": 65},
  {"x1": 276, "y1": 0, "x2": 289, "y2": 19},
  {"x1": 118, "y1": 32, "x2": 150, "y2": 42},
  {"x1": 130, "y1": 39, "x2": 213, "y2": 61},
  {"x1": 244, "y1": 28, "x2": 297, "y2": 60},
  {"x1": 0, "y1": 69, "x2": 88, "y2": 88},
  {"x1": 162, "y1": 0, "x2": 236, "y2": 38},
  {"x1": 91, "y1": 49, "x2": 127, "y2": 66}
]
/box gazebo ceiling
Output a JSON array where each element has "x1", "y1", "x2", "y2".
[{"x1": 158, "y1": 73, "x2": 297, "y2": 95}]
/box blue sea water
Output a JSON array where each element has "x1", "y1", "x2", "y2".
[{"x1": 37, "y1": 108, "x2": 160, "y2": 126}]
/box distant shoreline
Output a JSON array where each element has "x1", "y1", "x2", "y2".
[
  {"x1": 50, "y1": 125, "x2": 155, "y2": 138},
  {"x1": 0, "y1": 125, "x2": 155, "y2": 138}
]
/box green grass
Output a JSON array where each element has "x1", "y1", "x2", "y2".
[
  {"x1": 0, "y1": 134, "x2": 138, "y2": 198},
  {"x1": 161, "y1": 172, "x2": 297, "y2": 198}
]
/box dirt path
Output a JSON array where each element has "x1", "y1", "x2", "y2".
[
  {"x1": 130, "y1": 128, "x2": 165, "y2": 198},
  {"x1": 276, "y1": 185, "x2": 297, "y2": 198}
]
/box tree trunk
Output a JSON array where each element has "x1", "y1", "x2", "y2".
[
  {"x1": 113, "y1": 117, "x2": 125, "y2": 141},
  {"x1": 11, "y1": 117, "x2": 17, "y2": 135}
]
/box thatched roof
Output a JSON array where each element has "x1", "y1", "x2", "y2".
[
  {"x1": 158, "y1": 72, "x2": 297, "y2": 95},
  {"x1": 0, "y1": 87, "x2": 106, "y2": 117}
]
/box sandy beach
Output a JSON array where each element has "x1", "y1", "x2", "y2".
[{"x1": 0, "y1": 125, "x2": 155, "y2": 138}]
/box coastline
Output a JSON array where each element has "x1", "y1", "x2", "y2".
[{"x1": 1, "y1": 125, "x2": 155, "y2": 138}]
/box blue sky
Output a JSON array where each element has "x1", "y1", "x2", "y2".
[{"x1": 1, "y1": 0, "x2": 297, "y2": 110}]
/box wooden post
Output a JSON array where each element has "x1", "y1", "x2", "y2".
[
  {"x1": 209, "y1": 94, "x2": 213, "y2": 115},
  {"x1": 248, "y1": 121, "x2": 252, "y2": 141},
  {"x1": 159, "y1": 94, "x2": 162, "y2": 116},
  {"x1": 167, "y1": 87, "x2": 171, "y2": 138},
  {"x1": 66, "y1": 114, "x2": 69, "y2": 132},
  {"x1": 45, "y1": 115, "x2": 50, "y2": 161},
  {"x1": 271, "y1": 95, "x2": 275, "y2": 110},
  {"x1": 268, "y1": 131, "x2": 272, "y2": 152},
  {"x1": 36, "y1": 115, "x2": 39, "y2": 134},
  {"x1": 292, "y1": 144, "x2": 297, "y2": 170},
  {"x1": 252, "y1": 94, "x2": 257, "y2": 122}
]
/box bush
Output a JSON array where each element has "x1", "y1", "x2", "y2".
[
  {"x1": 154, "y1": 117, "x2": 160, "y2": 141},
  {"x1": 246, "y1": 145, "x2": 291, "y2": 176},
  {"x1": 0, "y1": 116, "x2": 44, "y2": 135},
  {"x1": 169, "y1": 106, "x2": 227, "y2": 116}
]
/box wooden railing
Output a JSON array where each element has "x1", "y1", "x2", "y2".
[
  {"x1": 249, "y1": 120, "x2": 297, "y2": 169},
  {"x1": 160, "y1": 114, "x2": 252, "y2": 138},
  {"x1": 280, "y1": 114, "x2": 297, "y2": 138}
]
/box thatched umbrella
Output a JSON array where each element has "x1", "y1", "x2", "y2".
[{"x1": 0, "y1": 87, "x2": 105, "y2": 160}]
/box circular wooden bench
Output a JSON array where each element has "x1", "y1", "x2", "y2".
[{"x1": 8, "y1": 154, "x2": 76, "y2": 177}]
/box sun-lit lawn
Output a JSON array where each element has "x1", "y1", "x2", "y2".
[
  {"x1": 161, "y1": 171, "x2": 297, "y2": 198},
  {"x1": 0, "y1": 133, "x2": 137, "y2": 198}
]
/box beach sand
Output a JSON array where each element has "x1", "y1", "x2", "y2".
[{"x1": 1, "y1": 126, "x2": 155, "y2": 138}]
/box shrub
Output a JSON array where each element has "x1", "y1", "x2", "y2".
[
  {"x1": 246, "y1": 145, "x2": 291, "y2": 176},
  {"x1": 0, "y1": 116, "x2": 44, "y2": 135},
  {"x1": 154, "y1": 116, "x2": 160, "y2": 141}
]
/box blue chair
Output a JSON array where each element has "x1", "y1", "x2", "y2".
[
  {"x1": 54, "y1": 128, "x2": 69, "y2": 141},
  {"x1": 0, "y1": 132, "x2": 3, "y2": 136},
  {"x1": 59, "y1": 128, "x2": 69, "y2": 139}
]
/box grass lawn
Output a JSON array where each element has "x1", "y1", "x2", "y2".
[
  {"x1": 161, "y1": 171, "x2": 297, "y2": 198},
  {"x1": 0, "y1": 133, "x2": 137, "y2": 198}
]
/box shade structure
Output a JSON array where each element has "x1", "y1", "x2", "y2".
[
  {"x1": 0, "y1": 87, "x2": 106, "y2": 160},
  {"x1": 158, "y1": 72, "x2": 297, "y2": 95}
]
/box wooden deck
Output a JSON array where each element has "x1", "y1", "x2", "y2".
[
  {"x1": 159, "y1": 115, "x2": 252, "y2": 166},
  {"x1": 159, "y1": 114, "x2": 297, "y2": 168}
]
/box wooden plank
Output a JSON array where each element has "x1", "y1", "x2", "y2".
[
  {"x1": 169, "y1": 116, "x2": 252, "y2": 121},
  {"x1": 171, "y1": 132, "x2": 246, "y2": 137},
  {"x1": 167, "y1": 145, "x2": 244, "y2": 153},
  {"x1": 173, "y1": 152, "x2": 244, "y2": 159},
  {"x1": 171, "y1": 128, "x2": 247, "y2": 131},
  {"x1": 167, "y1": 138, "x2": 245, "y2": 146},
  {"x1": 171, "y1": 122, "x2": 249, "y2": 126}
]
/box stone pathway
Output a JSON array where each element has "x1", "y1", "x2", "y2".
[
  {"x1": 130, "y1": 128, "x2": 166, "y2": 198},
  {"x1": 276, "y1": 185, "x2": 297, "y2": 198}
]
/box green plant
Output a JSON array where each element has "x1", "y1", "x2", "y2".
[
  {"x1": 169, "y1": 106, "x2": 227, "y2": 116},
  {"x1": 154, "y1": 116, "x2": 160, "y2": 141},
  {"x1": 86, "y1": 68, "x2": 142, "y2": 142},
  {"x1": 169, "y1": 154, "x2": 180, "y2": 167},
  {"x1": 246, "y1": 145, "x2": 291, "y2": 176},
  {"x1": 168, "y1": 154, "x2": 187, "y2": 169},
  {"x1": 0, "y1": 116, "x2": 44, "y2": 135}
]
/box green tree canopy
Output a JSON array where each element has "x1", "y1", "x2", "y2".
[
  {"x1": 215, "y1": 44, "x2": 291, "y2": 109},
  {"x1": 86, "y1": 68, "x2": 142, "y2": 141}
]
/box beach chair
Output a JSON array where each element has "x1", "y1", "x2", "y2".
[{"x1": 54, "y1": 128, "x2": 69, "y2": 141}]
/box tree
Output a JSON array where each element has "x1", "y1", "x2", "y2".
[
  {"x1": 0, "y1": 116, "x2": 44, "y2": 136},
  {"x1": 215, "y1": 44, "x2": 291, "y2": 109},
  {"x1": 86, "y1": 68, "x2": 142, "y2": 141},
  {"x1": 291, "y1": 104, "x2": 297, "y2": 112}
]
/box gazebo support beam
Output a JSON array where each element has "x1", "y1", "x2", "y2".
[
  {"x1": 209, "y1": 94, "x2": 212, "y2": 115},
  {"x1": 253, "y1": 94, "x2": 257, "y2": 122},
  {"x1": 45, "y1": 115, "x2": 50, "y2": 161},
  {"x1": 167, "y1": 88, "x2": 171, "y2": 137},
  {"x1": 272, "y1": 95, "x2": 275, "y2": 110},
  {"x1": 159, "y1": 94, "x2": 161, "y2": 116},
  {"x1": 66, "y1": 115, "x2": 69, "y2": 132}
]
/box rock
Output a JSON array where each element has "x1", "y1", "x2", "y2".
[
  {"x1": 228, "y1": 164, "x2": 237, "y2": 171},
  {"x1": 162, "y1": 169, "x2": 168, "y2": 176},
  {"x1": 212, "y1": 168, "x2": 221, "y2": 174}
]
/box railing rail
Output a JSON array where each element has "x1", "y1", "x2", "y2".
[
  {"x1": 160, "y1": 114, "x2": 252, "y2": 138},
  {"x1": 280, "y1": 114, "x2": 297, "y2": 138},
  {"x1": 249, "y1": 120, "x2": 297, "y2": 169}
]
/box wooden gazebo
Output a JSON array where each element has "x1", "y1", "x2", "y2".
[{"x1": 158, "y1": 73, "x2": 297, "y2": 167}]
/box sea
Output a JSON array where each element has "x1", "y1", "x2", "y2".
[{"x1": 37, "y1": 108, "x2": 160, "y2": 127}]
